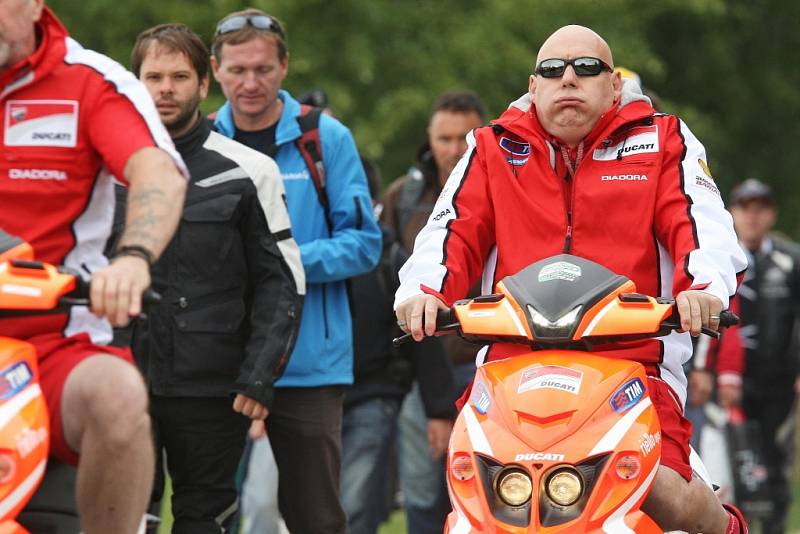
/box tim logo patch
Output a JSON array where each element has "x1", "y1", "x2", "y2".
[
  {"x1": 518, "y1": 365, "x2": 583, "y2": 395},
  {"x1": 609, "y1": 377, "x2": 645, "y2": 413},
  {"x1": 5, "y1": 100, "x2": 79, "y2": 147},
  {"x1": 499, "y1": 136, "x2": 530, "y2": 166},
  {"x1": 0, "y1": 361, "x2": 33, "y2": 401},
  {"x1": 593, "y1": 125, "x2": 658, "y2": 161}
]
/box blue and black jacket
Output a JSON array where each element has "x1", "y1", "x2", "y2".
[{"x1": 215, "y1": 90, "x2": 381, "y2": 387}]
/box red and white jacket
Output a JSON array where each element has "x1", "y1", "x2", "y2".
[
  {"x1": 0, "y1": 7, "x2": 186, "y2": 342},
  {"x1": 396, "y1": 83, "x2": 747, "y2": 405}
]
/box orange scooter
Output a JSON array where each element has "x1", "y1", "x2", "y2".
[
  {"x1": 397, "y1": 254, "x2": 736, "y2": 533},
  {"x1": 0, "y1": 231, "x2": 155, "y2": 533}
]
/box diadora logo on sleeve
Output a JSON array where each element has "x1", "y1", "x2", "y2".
[
  {"x1": 593, "y1": 125, "x2": 659, "y2": 161},
  {"x1": 5, "y1": 100, "x2": 79, "y2": 147},
  {"x1": 499, "y1": 136, "x2": 530, "y2": 166},
  {"x1": 0, "y1": 361, "x2": 33, "y2": 400},
  {"x1": 609, "y1": 377, "x2": 645, "y2": 413}
]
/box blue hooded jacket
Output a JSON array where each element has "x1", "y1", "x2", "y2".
[{"x1": 215, "y1": 90, "x2": 381, "y2": 387}]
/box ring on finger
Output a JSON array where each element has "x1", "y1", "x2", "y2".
[
  {"x1": 709, "y1": 314, "x2": 720, "y2": 321},
  {"x1": 397, "y1": 320, "x2": 407, "y2": 327}
]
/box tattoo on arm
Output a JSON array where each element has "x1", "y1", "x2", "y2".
[{"x1": 118, "y1": 186, "x2": 169, "y2": 253}]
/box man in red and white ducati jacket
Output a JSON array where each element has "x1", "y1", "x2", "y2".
[
  {"x1": 1, "y1": 1, "x2": 187, "y2": 532},
  {"x1": 395, "y1": 25, "x2": 748, "y2": 534}
]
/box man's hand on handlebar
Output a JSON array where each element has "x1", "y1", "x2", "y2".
[
  {"x1": 90, "y1": 255, "x2": 151, "y2": 327},
  {"x1": 396, "y1": 293, "x2": 449, "y2": 341},
  {"x1": 675, "y1": 290, "x2": 723, "y2": 337}
]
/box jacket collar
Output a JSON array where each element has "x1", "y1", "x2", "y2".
[
  {"x1": 1, "y1": 6, "x2": 68, "y2": 96},
  {"x1": 173, "y1": 114, "x2": 211, "y2": 160},
  {"x1": 492, "y1": 79, "x2": 655, "y2": 151},
  {"x1": 214, "y1": 89, "x2": 305, "y2": 147}
]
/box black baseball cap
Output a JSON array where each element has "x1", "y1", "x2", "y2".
[{"x1": 729, "y1": 178, "x2": 775, "y2": 206}]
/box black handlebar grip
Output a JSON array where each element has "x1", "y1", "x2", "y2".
[
  {"x1": 142, "y1": 288, "x2": 162, "y2": 307},
  {"x1": 436, "y1": 308, "x2": 455, "y2": 329},
  {"x1": 719, "y1": 310, "x2": 739, "y2": 327}
]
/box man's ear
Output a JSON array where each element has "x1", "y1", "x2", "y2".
[
  {"x1": 612, "y1": 70, "x2": 623, "y2": 100},
  {"x1": 528, "y1": 74, "x2": 537, "y2": 98},
  {"x1": 210, "y1": 55, "x2": 220, "y2": 82},
  {"x1": 200, "y1": 73, "x2": 210, "y2": 100}
]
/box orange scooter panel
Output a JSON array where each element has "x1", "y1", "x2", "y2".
[
  {"x1": 0, "y1": 261, "x2": 76, "y2": 310},
  {"x1": 454, "y1": 292, "x2": 532, "y2": 340},
  {"x1": 479, "y1": 353, "x2": 645, "y2": 453},
  {"x1": 0, "y1": 339, "x2": 49, "y2": 522},
  {"x1": 575, "y1": 295, "x2": 674, "y2": 338},
  {"x1": 447, "y1": 352, "x2": 663, "y2": 532},
  {"x1": 0, "y1": 244, "x2": 33, "y2": 265}
]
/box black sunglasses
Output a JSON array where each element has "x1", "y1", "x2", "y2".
[
  {"x1": 535, "y1": 57, "x2": 613, "y2": 78},
  {"x1": 214, "y1": 14, "x2": 284, "y2": 39}
]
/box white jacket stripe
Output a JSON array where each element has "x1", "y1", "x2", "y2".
[{"x1": 678, "y1": 120, "x2": 746, "y2": 307}]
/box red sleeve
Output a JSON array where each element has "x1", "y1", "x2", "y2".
[
  {"x1": 438, "y1": 145, "x2": 496, "y2": 303},
  {"x1": 714, "y1": 295, "x2": 744, "y2": 385},
  {"x1": 394, "y1": 130, "x2": 495, "y2": 306},
  {"x1": 84, "y1": 71, "x2": 183, "y2": 184}
]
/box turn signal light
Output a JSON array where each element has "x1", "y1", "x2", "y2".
[
  {"x1": 615, "y1": 454, "x2": 641, "y2": 480},
  {"x1": 0, "y1": 452, "x2": 17, "y2": 484},
  {"x1": 451, "y1": 454, "x2": 475, "y2": 481}
]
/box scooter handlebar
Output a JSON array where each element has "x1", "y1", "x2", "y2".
[
  {"x1": 61, "y1": 273, "x2": 162, "y2": 309},
  {"x1": 391, "y1": 308, "x2": 459, "y2": 347}
]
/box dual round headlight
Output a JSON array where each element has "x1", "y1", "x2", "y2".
[
  {"x1": 545, "y1": 468, "x2": 583, "y2": 506},
  {"x1": 496, "y1": 470, "x2": 533, "y2": 506},
  {"x1": 496, "y1": 466, "x2": 584, "y2": 508}
]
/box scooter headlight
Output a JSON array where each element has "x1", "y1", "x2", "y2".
[
  {"x1": 527, "y1": 305, "x2": 582, "y2": 339},
  {"x1": 545, "y1": 468, "x2": 583, "y2": 506},
  {"x1": 496, "y1": 469, "x2": 532, "y2": 506}
]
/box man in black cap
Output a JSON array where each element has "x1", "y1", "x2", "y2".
[{"x1": 691, "y1": 178, "x2": 800, "y2": 532}]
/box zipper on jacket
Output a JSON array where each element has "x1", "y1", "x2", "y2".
[{"x1": 562, "y1": 172, "x2": 573, "y2": 253}]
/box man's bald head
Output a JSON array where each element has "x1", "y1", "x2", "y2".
[
  {"x1": 529, "y1": 25, "x2": 621, "y2": 147},
  {"x1": 536, "y1": 25, "x2": 614, "y2": 69}
]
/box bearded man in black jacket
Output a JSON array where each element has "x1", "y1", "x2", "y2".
[{"x1": 121, "y1": 24, "x2": 305, "y2": 533}]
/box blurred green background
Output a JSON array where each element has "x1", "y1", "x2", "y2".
[
  {"x1": 49, "y1": 0, "x2": 800, "y2": 237},
  {"x1": 41, "y1": 1, "x2": 800, "y2": 531}
]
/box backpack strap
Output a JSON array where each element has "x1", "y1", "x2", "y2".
[
  {"x1": 396, "y1": 166, "x2": 427, "y2": 236},
  {"x1": 295, "y1": 105, "x2": 332, "y2": 233}
]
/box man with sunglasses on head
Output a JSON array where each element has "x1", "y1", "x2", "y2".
[
  {"x1": 210, "y1": 8, "x2": 381, "y2": 534},
  {"x1": 395, "y1": 25, "x2": 748, "y2": 534}
]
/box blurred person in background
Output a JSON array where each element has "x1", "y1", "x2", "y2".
[
  {"x1": 690, "y1": 178, "x2": 800, "y2": 533},
  {"x1": 341, "y1": 159, "x2": 457, "y2": 534},
  {"x1": 381, "y1": 90, "x2": 485, "y2": 533},
  {"x1": 210, "y1": 8, "x2": 381, "y2": 533}
]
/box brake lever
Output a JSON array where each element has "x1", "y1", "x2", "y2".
[
  {"x1": 392, "y1": 323, "x2": 460, "y2": 347},
  {"x1": 660, "y1": 321, "x2": 721, "y2": 339}
]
